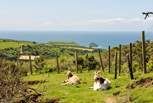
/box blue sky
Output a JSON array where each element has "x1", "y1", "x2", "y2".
[{"x1": 0, "y1": 0, "x2": 153, "y2": 31}]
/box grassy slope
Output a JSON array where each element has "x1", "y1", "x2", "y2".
[
  {"x1": 0, "y1": 41, "x2": 33, "y2": 49},
  {"x1": 1, "y1": 39, "x2": 153, "y2": 102},
  {"x1": 25, "y1": 71, "x2": 105, "y2": 103},
  {"x1": 24, "y1": 71, "x2": 153, "y2": 103}
]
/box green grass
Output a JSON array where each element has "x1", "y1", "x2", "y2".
[
  {"x1": 0, "y1": 40, "x2": 33, "y2": 50},
  {"x1": 25, "y1": 72, "x2": 104, "y2": 103},
  {"x1": 24, "y1": 71, "x2": 153, "y2": 103},
  {"x1": 23, "y1": 71, "x2": 126, "y2": 103}
]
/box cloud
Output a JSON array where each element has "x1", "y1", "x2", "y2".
[
  {"x1": 87, "y1": 18, "x2": 143, "y2": 25},
  {"x1": 0, "y1": 17, "x2": 152, "y2": 31},
  {"x1": 40, "y1": 17, "x2": 144, "y2": 27}
]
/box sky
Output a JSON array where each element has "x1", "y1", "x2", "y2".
[{"x1": 0, "y1": 0, "x2": 153, "y2": 31}]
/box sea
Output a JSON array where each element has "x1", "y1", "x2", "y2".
[{"x1": 0, "y1": 31, "x2": 153, "y2": 48}]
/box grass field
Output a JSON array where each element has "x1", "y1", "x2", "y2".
[
  {"x1": 0, "y1": 41, "x2": 33, "y2": 49},
  {"x1": 1, "y1": 39, "x2": 153, "y2": 103},
  {"x1": 24, "y1": 71, "x2": 153, "y2": 103},
  {"x1": 61, "y1": 46, "x2": 95, "y2": 52}
]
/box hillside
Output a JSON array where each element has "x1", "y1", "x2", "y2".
[
  {"x1": 1, "y1": 38, "x2": 153, "y2": 103},
  {"x1": 0, "y1": 39, "x2": 34, "y2": 50},
  {"x1": 25, "y1": 71, "x2": 153, "y2": 103}
]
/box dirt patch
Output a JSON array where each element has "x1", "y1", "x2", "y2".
[
  {"x1": 127, "y1": 77, "x2": 153, "y2": 89},
  {"x1": 105, "y1": 95, "x2": 132, "y2": 103},
  {"x1": 45, "y1": 97, "x2": 60, "y2": 103},
  {"x1": 17, "y1": 93, "x2": 60, "y2": 103},
  {"x1": 16, "y1": 88, "x2": 60, "y2": 103},
  {"x1": 105, "y1": 96, "x2": 117, "y2": 103},
  {"x1": 25, "y1": 80, "x2": 47, "y2": 85}
]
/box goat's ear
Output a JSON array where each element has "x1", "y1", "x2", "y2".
[{"x1": 94, "y1": 71, "x2": 97, "y2": 75}]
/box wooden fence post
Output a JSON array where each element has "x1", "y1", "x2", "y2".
[
  {"x1": 75, "y1": 50, "x2": 79, "y2": 73},
  {"x1": 114, "y1": 51, "x2": 118, "y2": 79},
  {"x1": 108, "y1": 46, "x2": 111, "y2": 73},
  {"x1": 29, "y1": 55, "x2": 33, "y2": 75},
  {"x1": 129, "y1": 43, "x2": 134, "y2": 79},
  {"x1": 119, "y1": 44, "x2": 122, "y2": 75},
  {"x1": 142, "y1": 31, "x2": 147, "y2": 73},
  {"x1": 129, "y1": 43, "x2": 133, "y2": 70},
  {"x1": 56, "y1": 53, "x2": 60, "y2": 73},
  {"x1": 98, "y1": 49, "x2": 104, "y2": 72},
  {"x1": 127, "y1": 54, "x2": 134, "y2": 80}
]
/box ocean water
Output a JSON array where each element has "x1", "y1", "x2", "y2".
[{"x1": 0, "y1": 31, "x2": 153, "y2": 48}]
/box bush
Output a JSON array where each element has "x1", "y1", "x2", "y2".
[
  {"x1": 147, "y1": 60, "x2": 153, "y2": 72},
  {"x1": 86, "y1": 56, "x2": 99, "y2": 70},
  {"x1": 0, "y1": 59, "x2": 25, "y2": 103}
]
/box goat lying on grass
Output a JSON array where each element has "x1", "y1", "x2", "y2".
[
  {"x1": 93, "y1": 71, "x2": 111, "y2": 91},
  {"x1": 62, "y1": 71, "x2": 80, "y2": 85}
]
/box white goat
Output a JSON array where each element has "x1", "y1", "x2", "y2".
[{"x1": 93, "y1": 71, "x2": 111, "y2": 91}]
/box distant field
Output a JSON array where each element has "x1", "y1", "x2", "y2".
[
  {"x1": 24, "y1": 71, "x2": 153, "y2": 103},
  {"x1": 47, "y1": 41, "x2": 95, "y2": 52},
  {"x1": 61, "y1": 46, "x2": 95, "y2": 51},
  {"x1": 0, "y1": 39, "x2": 94, "y2": 52},
  {"x1": 47, "y1": 41, "x2": 78, "y2": 46},
  {"x1": 0, "y1": 40, "x2": 33, "y2": 49}
]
